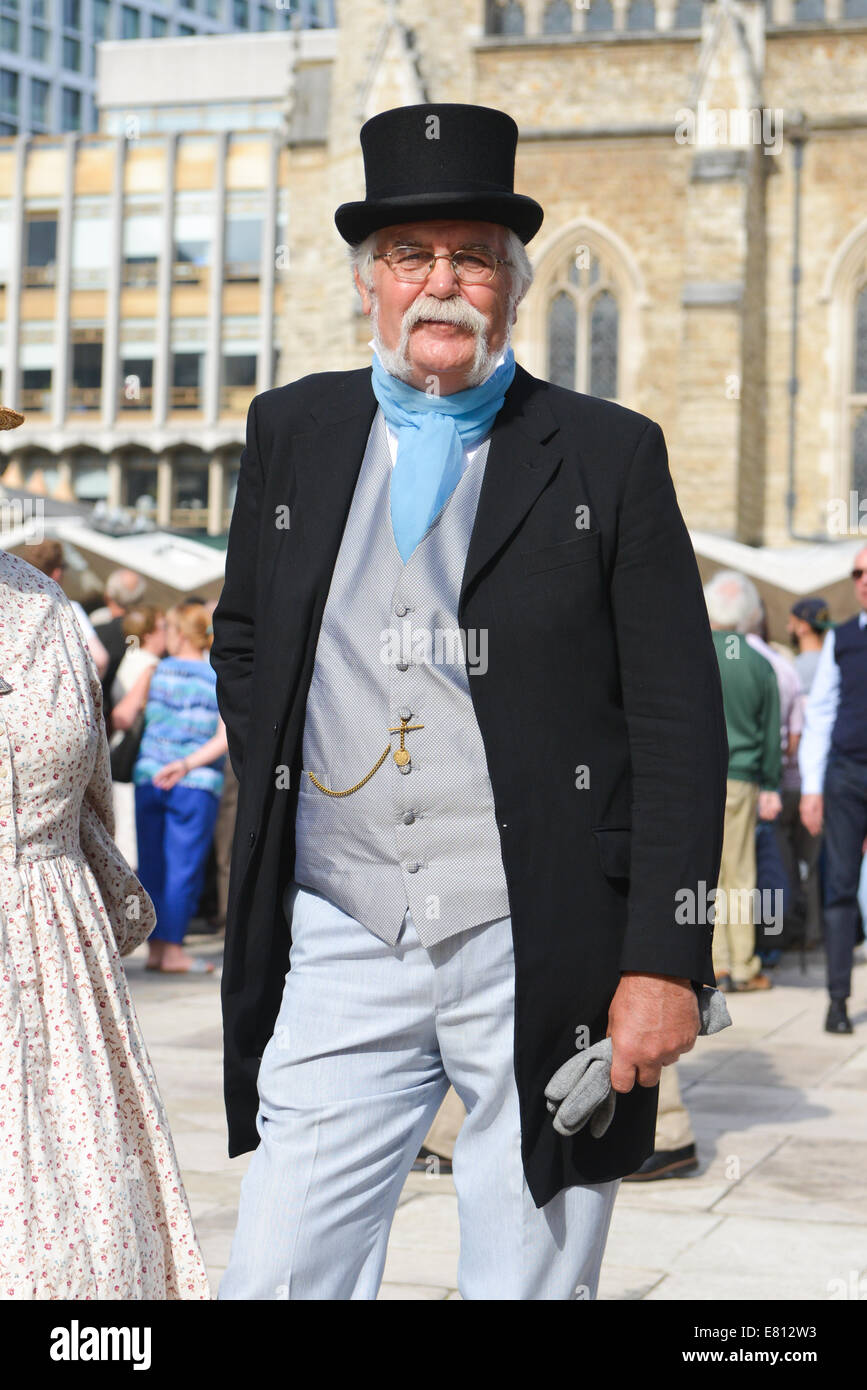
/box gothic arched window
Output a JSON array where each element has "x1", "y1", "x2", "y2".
[
  {"x1": 546, "y1": 251, "x2": 619, "y2": 399},
  {"x1": 485, "y1": 0, "x2": 526, "y2": 34},
  {"x1": 542, "y1": 0, "x2": 573, "y2": 31}
]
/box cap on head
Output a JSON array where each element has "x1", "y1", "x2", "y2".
[{"x1": 790, "y1": 597, "x2": 832, "y2": 631}]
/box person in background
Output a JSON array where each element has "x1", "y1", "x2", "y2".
[
  {"x1": 111, "y1": 604, "x2": 167, "y2": 707},
  {"x1": 17, "y1": 539, "x2": 109, "y2": 679},
  {"x1": 628, "y1": 579, "x2": 787, "y2": 1185},
  {"x1": 745, "y1": 596, "x2": 804, "y2": 968},
  {"x1": 131, "y1": 601, "x2": 229, "y2": 975},
  {"x1": 91, "y1": 569, "x2": 147, "y2": 725},
  {"x1": 705, "y1": 570, "x2": 782, "y2": 993},
  {"x1": 109, "y1": 604, "x2": 167, "y2": 872},
  {"x1": 788, "y1": 597, "x2": 831, "y2": 695},
  {"x1": 203, "y1": 596, "x2": 238, "y2": 935},
  {"x1": 776, "y1": 597, "x2": 833, "y2": 951},
  {"x1": 799, "y1": 548, "x2": 867, "y2": 1034}
]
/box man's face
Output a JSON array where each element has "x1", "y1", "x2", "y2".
[
  {"x1": 354, "y1": 219, "x2": 517, "y2": 394},
  {"x1": 854, "y1": 548, "x2": 867, "y2": 610}
]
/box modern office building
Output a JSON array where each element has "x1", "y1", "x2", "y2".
[
  {"x1": 3, "y1": 0, "x2": 867, "y2": 553},
  {"x1": 0, "y1": 27, "x2": 334, "y2": 533},
  {"x1": 0, "y1": 0, "x2": 335, "y2": 138}
]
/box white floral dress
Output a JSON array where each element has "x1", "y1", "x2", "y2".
[{"x1": 0, "y1": 549, "x2": 210, "y2": 1299}]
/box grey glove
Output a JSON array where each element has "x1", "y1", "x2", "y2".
[{"x1": 544, "y1": 985, "x2": 732, "y2": 1139}]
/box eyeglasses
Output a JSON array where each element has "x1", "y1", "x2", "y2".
[
  {"x1": 853, "y1": 569, "x2": 865, "y2": 581},
  {"x1": 373, "y1": 245, "x2": 512, "y2": 285}
]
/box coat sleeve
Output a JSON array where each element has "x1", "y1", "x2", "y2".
[
  {"x1": 609, "y1": 419, "x2": 729, "y2": 984},
  {"x1": 55, "y1": 597, "x2": 158, "y2": 956},
  {"x1": 210, "y1": 395, "x2": 264, "y2": 784}
]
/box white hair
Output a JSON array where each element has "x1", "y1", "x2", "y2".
[
  {"x1": 105, "y1": 568, "x2": 146, "y2": 608},
  {"x1": 703, "y1": 570, "x2": 763, "y2": 633},
  {"x1": 349, "y1": 225, "x2": 534, "y2": 313}
]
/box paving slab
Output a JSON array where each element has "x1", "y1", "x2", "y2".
[
  {"x1": 125, "y1": 943, "x2": 867, "y2": 1301},
  {"x1": 710, "y1": 1137, "x2": 867, "y2": 1225}
]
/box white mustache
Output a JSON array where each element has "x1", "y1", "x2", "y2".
[{"x1": 402, "y1": 296, "x2": 487, "y2": 334}]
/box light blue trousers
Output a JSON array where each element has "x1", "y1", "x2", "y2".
[{"x1": 219, "y1": 882, "x2": 620, "y2": 1300}]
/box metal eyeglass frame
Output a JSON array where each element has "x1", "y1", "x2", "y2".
[{"x1": 372, "y1": 246, "x2": 513, "y2": 284}]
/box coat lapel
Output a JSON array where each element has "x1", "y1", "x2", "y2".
[{"x1": 460, "y1": 363, "x2": 562, "y2": 610}]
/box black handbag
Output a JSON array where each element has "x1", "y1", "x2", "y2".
[{"x1": 110, "y1": 708, "x2": 145, "y2": 783}]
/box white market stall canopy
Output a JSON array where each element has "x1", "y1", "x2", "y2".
[
  {"x1": 690, "y1": 530, "x2": 867, "y2": 638},
  {"x1": 1, "y1": 513, "x2": 226, "y2": 607}
]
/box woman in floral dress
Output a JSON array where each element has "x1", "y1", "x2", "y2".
[{"x1": 0, "y1": 545, "x2": 210, "y2": 1299}]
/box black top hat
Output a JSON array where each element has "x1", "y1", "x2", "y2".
[{"x1": 335, "y1": 103, "x2": 544, "y2": 247}]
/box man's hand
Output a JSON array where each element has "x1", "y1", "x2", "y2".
[
  {"x1": 606, "y1": 971, "x2": 700, "y2": 1093},
  {"x1": 800, "y1": 793, "x2": 823, "y2": 836},
  {"x1": 758, "y1": 790, "x2": 782, "y2": 821}
]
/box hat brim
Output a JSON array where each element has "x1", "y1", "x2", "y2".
[{"x1": 334, "y1": 190, "x2": 544, "y2": 247}]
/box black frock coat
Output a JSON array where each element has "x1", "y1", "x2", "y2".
[{"x1": 210, "y1": 361, "x2": 728, "y2": 1208}]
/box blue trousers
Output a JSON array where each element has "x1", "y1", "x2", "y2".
[
  {"x1": 219, "y1": 882, "x2": 620, "y2": 1301},
  {"x1": 134, "y1": 781, "x2": 220, "y2": 945}
]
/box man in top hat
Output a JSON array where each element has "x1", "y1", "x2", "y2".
[{"x1": 212, "y1": 103, "x2": 728, "y2": 1300}]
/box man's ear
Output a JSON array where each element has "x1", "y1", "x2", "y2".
[{"x1": 354, "y1": 266, "x2": 372, "y2": 317}]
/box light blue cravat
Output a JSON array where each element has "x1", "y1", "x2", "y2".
[{"x1": 371, "y1": 346, "x2": 516, "y2": 563}]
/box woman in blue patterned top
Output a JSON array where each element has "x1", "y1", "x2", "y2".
[{"x1": 132, "y1": 602, "x2": 229, "y2": 974}]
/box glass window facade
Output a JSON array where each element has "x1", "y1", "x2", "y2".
[
  {"x1": 63, "y1": 35, "x2": 82, "y2": 71},
  {"x1": 121, "y1": 5, "x2": 140, "y2": 38},
  {"x1": 93, "y1": 0, "x2": 111, "y2": 37},
  {"x1": 0, "y1": 69, "x2": 19, "y2": 118},
  {"x1": 30, "y1": 76, "x2": 50, "y2": 128},
  {"x1": 61, "y1": 85, "x2": 81, "y2": 129}
]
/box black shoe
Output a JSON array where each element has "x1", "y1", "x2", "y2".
[
  {"x1": 621, "y1": 1144, "x2": 699, "y2": 1182},
  {"x1": 825, "y1": 999, "x2": 853, "y2": 1034},
  {"x1": 411, "y1": 1145, "x2": 452, "y2": 1175},
  {"x1": 716, "y1": 973, "x2": 734, "y2": 993}
]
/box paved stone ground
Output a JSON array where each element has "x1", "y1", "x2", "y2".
[{"x1": 127, "y1": 939, "x2": 867, "y2": 1301}]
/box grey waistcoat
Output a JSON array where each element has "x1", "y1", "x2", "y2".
[{"x1": 292, "y1": 406, "x2": 511, "y2": 948}]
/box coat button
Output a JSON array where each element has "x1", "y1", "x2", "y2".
[
  {"x1": 272, "y1": 721, "x2": 278, "y2": 734},
  {"x1": 394, "y1": 603, "x2": 408, "y2": 617},
  {"x1": 402, "y1": 811, "x2": 415, "y2": 825},
  {"x1": 248, "y1": 830, "x2": 256, "y2": 845},
  {"x1": 405, "y1": 861, "x2": 420, "y2": 873},
  {"x1": 396, "y1": 659, "x2": 409, "y2": 671},
  {"x1": 398, "y1": 706, "x2": 411, "y2": 721}
]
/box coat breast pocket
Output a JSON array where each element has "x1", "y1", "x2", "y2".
[{"x1": 520, "y1": 530, "x2": 602, "y2": 576}]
